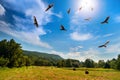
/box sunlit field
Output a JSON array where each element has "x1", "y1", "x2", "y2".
[{"x1": 0, "y1": 66, "x2": 120, "y2": 80}]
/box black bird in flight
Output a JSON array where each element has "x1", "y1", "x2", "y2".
[
  {"x1": 60, "y1": 25, "x2": 66, "y2": 31},
  {"x1": 45, "y1": 4, "x2": 53, "y2": 11},
  {"x1": 67, "y1": 8, "x2": 71, "y2": 14},
  {"x1": 98, "y1": 41, "x2": 110, "y2": 48},
  {"x1": 91, "y1": 8, "x2": 93, "y2": 11},
  {"x1": 84, "y1": 17, "x2": 91, "y2": 21},
  {"x1": 79, "y1": 7, "x2": 82, "y2": 11},
  {"x1": 33, "y1": 16, "x2": 38, "y2": 27},
  {"x1": 101, "y1": 16, "x2": 110, "y2": 24}
]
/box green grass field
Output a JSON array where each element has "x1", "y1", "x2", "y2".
[{"x1": 0, "y1": 66, "x2": 120, "y2": 80}]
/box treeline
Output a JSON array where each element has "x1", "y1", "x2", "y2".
[
  {"x1": 0, "y1": 39, "x2": 31, "y2": 68},
  {"x1": 57, "y1": 57, "x2": 120, "y2": 70},
  {"x1": 0, "y1": 39, "x2": 120, "y2": 71}
]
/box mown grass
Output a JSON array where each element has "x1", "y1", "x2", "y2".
[{"x1": 0, "y1": 66, "x2": 120, "y2": 80}]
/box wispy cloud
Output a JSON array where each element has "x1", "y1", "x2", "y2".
[
  {"x1": 103, "y1": 33, "x2": 115, "y2": 38},
  {"x1": 0, "y1": 4, "x2": 5, "y2": 15},
  {"x1": 0, "y1": 0, "x2": 60, "y2": 49},
  {"x1": 50, "y1": 48, "x2": 102, "y2": 62},
  {"x1": 70, "y1": 32, "x2": 93, "y2": 41},
  {"x1": 0, "y1": 21, "x2": 52, "y2": 48},
  {"x1": 70, "y1": 46, "x2": 83, "y2": 52},
  {"x1": 115, "y1": 15, "x2": 120, "y2": 23},
  {"x1": 105, "y1": 43, "x2": 120, "y2": 54},
  {"x1": 69, "y1": 7, "x2": 93, "y2": 41}
]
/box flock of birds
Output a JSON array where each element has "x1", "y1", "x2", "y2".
[
  {"x1": 33, "y1": 3, "x2": 110, "y2": 48},
  {"x1": 33, "y1": 3, "x2": 112, "y2": 74}
]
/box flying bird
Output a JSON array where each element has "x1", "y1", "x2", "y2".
[
  {"x1": 45, "y1": 4, "x2": 53, "y2": 11},
  {"x1": 60, "y1": 25, "x2": 66, "y2": 31},
  {"x1": 101, "y1": 16, "x2": 110, "y2": 24},
  {"x1": 84, "y1": 17, "x2": 91, "y2": 21},
  {"x1": 33, "y1": 16, "x2": 38, "y2": 27},
  {"x1": 79, "y1": 7, "x2": 82, "y2": 11},
  {"x1": 98, "y1": 41, "x2": 110, "y2": 48},
  {"x1": 67, "y1": 8, "x2": 71, "y2": 14},
  {"x1": 91, "y1": 8, "x2": 93, "y2": 11}
]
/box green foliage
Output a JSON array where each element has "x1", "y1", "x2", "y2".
[
  {"x1": 84, "y1": 59, "x2": 95, "y2": 68},
  {"x1": 116, "y1": 54, "x2": 120, "y2": 70},
  {"x1": 57, "y1": 59, "x2": 80, "y2": 68},
  {"x1": 109, "y1": 58, "x2": 117, "y2": 69},
  {"x1": 0, "y1": 57, "x2": 9, "y2": 67},
  {"x1": 98, "y1": 60, "x2": 105, "y2": 68},
  {"x1": 23, "y1": 50, "x2": 63, "y2": 66},
  {"x1": 0, "y1": 39, "x2": 30, "y2": 68}
]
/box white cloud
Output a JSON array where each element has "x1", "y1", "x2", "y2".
[
  {"x1": 105, "y1": 43, "x2": 120, "y2": 54},
  {"x1": 70, "y1": 32, "x2": 93, "y2": 41},
  {"x1": 115, "y1": 15, "x2": 120, "y2": 23},
  {"x1": 69, "y1": 6, "x2": 94, "y2": 41},
  {"x1": 51, "y1": 12, "x2": 63, "y2": 19},
  {"x1": 0, "y1": 21, "x2": 52, "y2": 49},
  {"x1": 50, "y1": 48, "x2": 101, "y2": 62},
  {"x1": 0, "y1": 0, "x2": 59, "y2": 49},
  {"x1": 103, "y1": 33, "x2": 115, "y2": 38},
  {"x1": 70, "y1": 46, "x2": 83, "y2": 52},
  {"x1": 0, "y1": 4, "x2": 5, "y2": 15}
]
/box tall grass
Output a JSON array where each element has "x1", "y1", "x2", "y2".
[{"x1": 0, "y1": 66, "x2": 120, "y2": 80}]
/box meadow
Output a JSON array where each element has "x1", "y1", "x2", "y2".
[{"x1": 0, "y1": 66, "x2": 120, "y2": 80}]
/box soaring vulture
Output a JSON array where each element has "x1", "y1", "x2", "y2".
[
  {"x1": 98, "y1": 41, "x2": 110, "y2": 48},
  {"x1": 45, "y1": 4, "x2": 53, "y2": 11},
  {"x1": 60, "y1": 25, "x2": 66, "y2": 31},
  {"x1": 33, "y1": 16, "x2": 38, "y2": 27},
  {"x1": 101, "y1": 16, "x2": 110, "y2": 24}
]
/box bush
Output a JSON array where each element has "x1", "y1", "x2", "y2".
[{"x1": 0, "y1": 57, "x2": 9, "y2": 67}]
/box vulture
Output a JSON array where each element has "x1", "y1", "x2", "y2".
[
  {"x1": 79, "y1": 7, "x2": 82, "y2": 11},
  {"x1": 98, "y1": 41, "x2": 110, "y2": 48},
  {"x1": 33, "y1": 16, "x2": 38, "y2": 27},
  {"x1": 101, "y1": 16, "x2": 110, "y2": 24},
  {"x1": 84, "y1": 17, "x2": 91, "y2": 21},
  {"x1": 67, "y1": 8, "x2": 71, "y2": 14},
  {"x1": 91, "y1": 8, "x2": 93, "y2": 11},
  {"x1": 45, "y1": 4, "x2": 53, "y2": 11},
  {"x1": 60, "y1": 25, "x2": 66, "y2": 31}
]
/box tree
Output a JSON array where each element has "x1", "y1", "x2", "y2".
[
  {"x1": 0, "y1": 39, "x2": 30, "y2": 68},
  {"x1": 0, "y1": 57, "x2": 9, "y2": 67},
  {"x1": 109, "y1": 58, "x2": 117, "y2": 69},
  {"x1": 65, "y1": 59, "x2": 72, "y2": 67},
  {"x1": 84, "y1": 59, "x2": 95, "y2": 68},
  {"x1": 98, "y1": 60, "x2": 105, "y2": 68},
  {"x1": 104, "y1": 62, "x2": 110, "y2": 68},
  {"x1": 116, "y1": 54, "x2": 120, "y2": 70}
]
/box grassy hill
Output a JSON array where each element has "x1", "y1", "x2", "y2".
[
  {"x1": 23, "y1": 50, "x2": 63, "y2": 66},
  {"x1": 23, "y1": 50, "x2": 63, "y2": 60}
]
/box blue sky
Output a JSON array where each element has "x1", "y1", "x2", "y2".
[{"x1": 0, "y1": 0, "x2": 120, "y2": 62}]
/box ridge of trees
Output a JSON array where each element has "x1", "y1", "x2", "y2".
[{"x1": 0, "y1": 39, "x2": 120, "y2": 71}]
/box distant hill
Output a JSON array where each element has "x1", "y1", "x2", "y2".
[{"x1": 23, "y1": 50, "x2": 63, "y2": 61}]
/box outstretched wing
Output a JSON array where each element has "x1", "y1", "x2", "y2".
[
  {"x1": 33, "y1": 16, "x2": 38, "y2": 27},
  {"x1": 104, "y1": 41, "x2": 110, "y2": 46},
  {"x1": 104, "y1": 16, "x2": 109, "y2": 22},
  {"x1": 101, "y1": 16, "x2": 110, "y2": 24},
  {"x1": 60, "y1": 25, "x2": 66, "y2": 31},
  {"x1": 45, "y1": 4, "x2": 53, "y2": 11},
  {"x1": 79, "y1": 7, "x2": 82, "y2": 11},
  {"x1": 67, "y1": 8, "x2": 70, "y2": 14},
  {"x1": 84, "y1": 17, "x2": 91, "y2": 21},
  {"x1": 98, "y1": 45, "x2": 104, "y2": 48}
]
